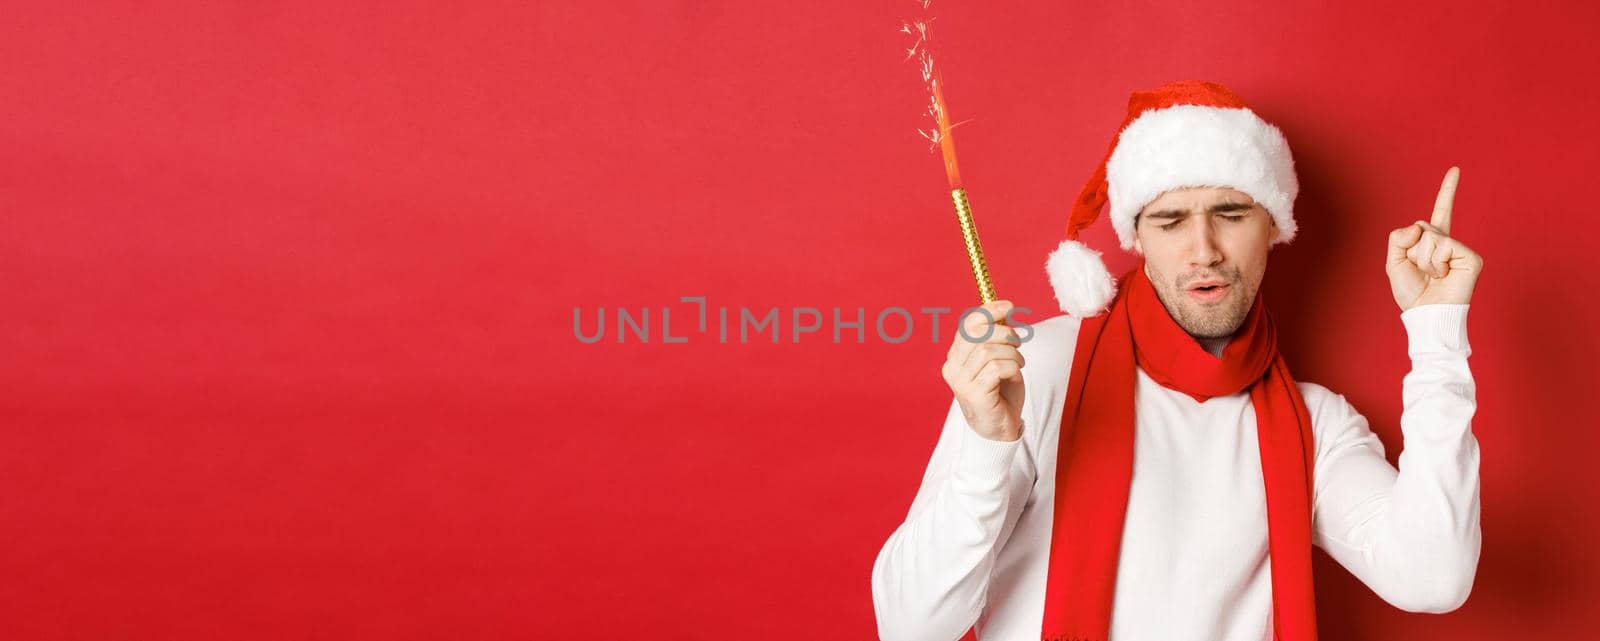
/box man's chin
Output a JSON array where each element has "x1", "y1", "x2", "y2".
[{"x1": 1176, "y1": 306, "x2": 1245, "y2": 338}]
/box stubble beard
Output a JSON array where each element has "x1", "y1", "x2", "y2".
[{"x1": 1146, "y1": 263, "x2": 1254, "y2": 339}]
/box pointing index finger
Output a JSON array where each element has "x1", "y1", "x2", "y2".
[{"x1": 1430, "y1": 166, "x2": 1459, "y2": 235}]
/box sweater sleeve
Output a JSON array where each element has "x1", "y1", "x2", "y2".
[
  {"x1": 871, "y1": 396, "x2": 1030, "y2": 641},
  {"x1": 1309, "y1": 303, "x2": 1482, "y2": 613}
]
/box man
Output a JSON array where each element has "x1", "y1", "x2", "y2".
[{"x1": 870, "y1": 80, "x2": 1483, "y2": 641}]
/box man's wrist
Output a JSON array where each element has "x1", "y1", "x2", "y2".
[
  {"x1": 1400, "y1": 303, "x2": 1471, "y2": 357},
  {"x1": 958, "y1": 419, "x2": 1023, "y2": 475}
]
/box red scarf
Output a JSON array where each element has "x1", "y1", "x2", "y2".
[{"x1": 1040, "y1": 261, "x2": 1318, "y2": 641}]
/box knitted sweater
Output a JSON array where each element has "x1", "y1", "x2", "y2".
[{"x1": 871, "y1": 304, "x2": 1481, "y2": 641}]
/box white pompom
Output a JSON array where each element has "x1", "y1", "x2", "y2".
[{"x1": 1045, "y1": 239, "x2": 1117, "y2": 317}]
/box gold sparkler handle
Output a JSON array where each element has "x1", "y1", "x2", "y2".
[{"x1": 950, "y1": 187, "x2": 998, "y2": 304}]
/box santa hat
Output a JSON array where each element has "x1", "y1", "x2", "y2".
[{"x1": 1046, "y1": 80, "x2": 1300, "y2": 317}]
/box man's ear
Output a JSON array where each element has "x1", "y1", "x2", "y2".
[
  {"x1": 1267, "y1": 212, "x2": 1280, "y2": 243},
  {"x1": 1132, "y1": 215, "x2": 1143, "y2": 254}
]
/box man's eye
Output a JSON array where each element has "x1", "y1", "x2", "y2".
[
  {"x1": 1160, "y1": 223, "x2": 1179, "y2": 231},
  {"x1": 1223, "y1": 215, "x2": 1245, "y2": 222}
]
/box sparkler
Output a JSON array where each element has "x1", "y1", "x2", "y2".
[{"x1": 902, "y1": 3, "x2": 997, "y2": 304}]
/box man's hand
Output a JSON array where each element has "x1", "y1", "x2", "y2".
[
  {"x1": 941, "y1": 300, "x2": 1025, "y2": 442},
  {"x1": 1386, "y1": 167, "x2": 1485, "y2": 312}
]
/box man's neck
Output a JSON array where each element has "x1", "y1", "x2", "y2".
[{"x1": 1196, "y1": 335, "x2": 1230, "y2": 357}]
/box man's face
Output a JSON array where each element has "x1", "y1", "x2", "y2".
[{"x1": 1132, "y1": 186, "x2": 1279, "y2": 339}]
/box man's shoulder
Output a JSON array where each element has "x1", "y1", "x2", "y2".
[
  {"x1": 1013, "y1": 314, "x2": 1082, "y2": 431},
  {"x1": 1294, "y1": 379, "x2": 1368, "y2": 441},
  {"x1": 1006, "y1": 313, "x2": 1076, "y2": 388},
  {"x1": 1296, "y1": 379, "x2": 1337, "y2": 405},
  {"x1": 1017, "y1": 313, "x2": 1081, "y2": 363},
  {"x1": 1296, "y1": 379, "x2": 1352, "y2": 414}
]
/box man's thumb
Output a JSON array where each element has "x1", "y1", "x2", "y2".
[{"x1": 1387, "y1": 223, "x2": 1424, "y2": 262}]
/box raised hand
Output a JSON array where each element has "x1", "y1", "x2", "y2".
[
  {"x1": 941, "y1": 300, "x2": 1026, "y2": 442},
  {"x1": 1386, "y1": 167, "x2": 1485, "y2": 312}
]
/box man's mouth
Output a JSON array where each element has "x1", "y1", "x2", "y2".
[{"x1": 1185, "y1": 279, "x2": 1230, "y2": 303}]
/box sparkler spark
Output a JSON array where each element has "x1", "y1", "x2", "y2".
[
  {"x1": 898, "y1": 0, "x2": 998, "y2": 304},
  {"x1": 900, "y1": 5, "x2": 968, "y2": 189}
]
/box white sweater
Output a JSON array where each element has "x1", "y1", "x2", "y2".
[{"x1": 871, "y1": 304, "x2": 1481, "y2": 641}]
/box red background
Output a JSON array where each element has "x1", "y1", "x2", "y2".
[{"x1": 2, "y1": 1, "x2": 1596, "y2": 639}]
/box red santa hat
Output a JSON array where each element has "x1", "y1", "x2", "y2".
[{"x1": 1046, "y1": 80, "x2": 1300, "y2": 317}]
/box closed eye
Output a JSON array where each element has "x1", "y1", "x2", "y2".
[
  {"x1": 1150, "y1": 207, "x2": 1252, "y2": 231},
  {"x1": 1163, "y1": 214, "x2": 1246, "y2": 230}
]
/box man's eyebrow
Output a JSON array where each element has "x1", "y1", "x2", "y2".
[
  {"x1": 1208, "y1": 201, "x2": 1255, "y2": 213},
  {"x1": 1142, "y1": 201, "x2": 1255, "y2": 221}
]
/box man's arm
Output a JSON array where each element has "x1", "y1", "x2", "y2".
[
  {"x1": 871, "y1": 300, "x2": 1034, "y2": 640},
  {"x1": 1310, "y1": 303, "x2": 1481, "y2": 613},
  {"x1": 870, "y1": 397, "x2": 1031, "y2": 641}
]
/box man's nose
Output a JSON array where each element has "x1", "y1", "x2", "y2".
[{"x1": 1186, "y1": 216, "x2": 1224, "y2": 267}]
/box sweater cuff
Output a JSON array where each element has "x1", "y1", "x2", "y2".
[
  {"x1": 1400, "y1": 304, "x2": 1471, "y2": 357},
  {"x1": 956, "y1": 419, "x2": 1022, "y2": 476}
]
